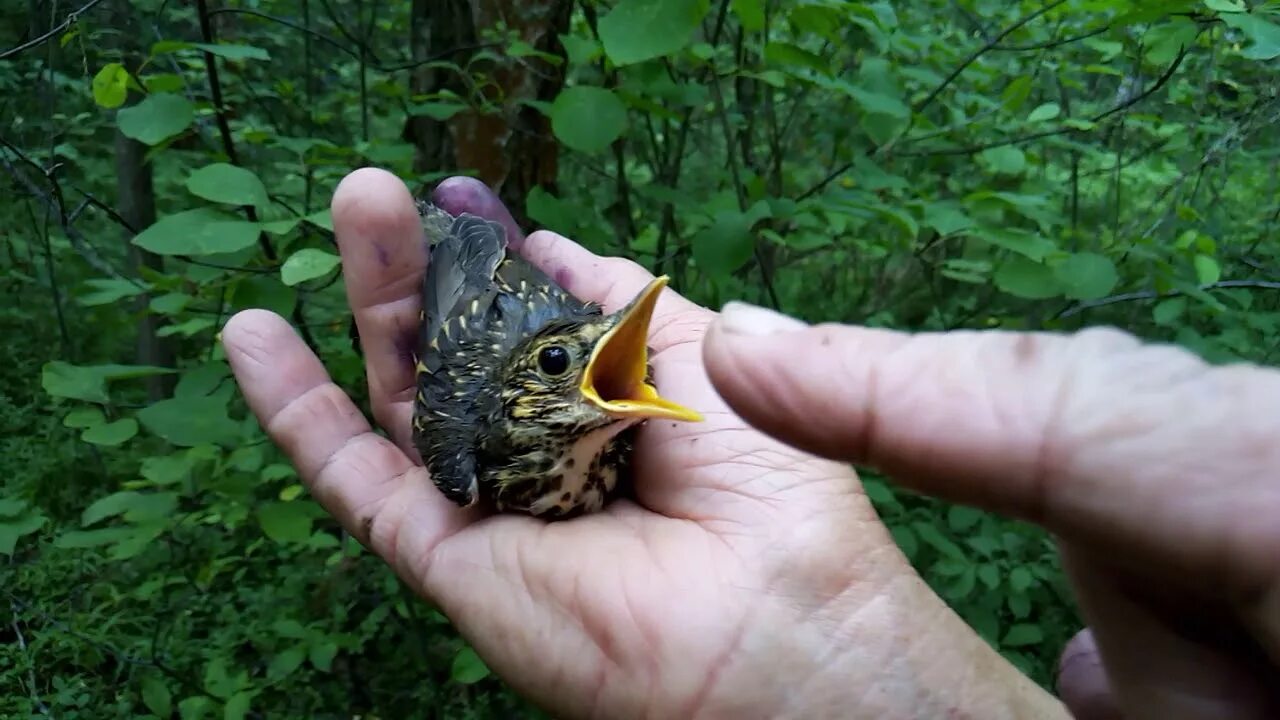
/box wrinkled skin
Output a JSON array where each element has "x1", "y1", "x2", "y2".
[{"x1": 221, "y1": 169, "x2": 1280, "y2": 720}]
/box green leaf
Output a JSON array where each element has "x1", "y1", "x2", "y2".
[
  {"x1": 141, "y1": 677, "x2": 173, "y2": 717},
  {"x1": 281, "y1": 249, "x2": 342, "y2": 286},
  {"x1": 158, "y1": 319, "x2": 216, "y2": 338},
  {"x1": 977, "y1": 564, "x2": 1000, "y2": 590},
  {"x1": 407, "y1": 102, "x2": 467, "y2": 121},
  {"x1": 142, "y1": 453, "x2": 197, "y2": 486},
  {"x1": 1205, "y1": 0, "x2": 1245, "y2": 11},
  {"x1": 137, "y1": 396, "x2": 240, "y2": 447},
  {"x1": 83, "y1": 489, "x2": 179, "y2": 525},
  {"x1": 186, "y1": 163, "x2": 270, "y2": 208},
  {"x1": 272, "y1": 619, "x2": 310, "y2": 639},
  {"x1": 92, "y1": 63, "x2": 130, "y2": 108},
  {"x1": 1194, "y1": 254, "x2": 1221, "y2": 285},
  {"x1": 550, "y1": 86, "x2": 627, "y2": 154},
  {"x1": 691, "y1": 209, "x2": 755, "y2": 278},
  {"x1": 923, "y1": 202, "x2": 973, "y2": 236},
  {"x1": 910, "y1": 521, "x2": 966, "y2": 560},
  {"x1": 223, "y1": 692, "x2": 252, "y2": 720},
  {"x1": 150, "y1": 292, "x2": 191, "y2": 315},
  {"x1": 134, "y1": 208, "x2": 262, "y2": 256},
  {"x1": 0, "y1": 498, "x2": 26, "y2": 517},
  {"x1": 1001, "y1": 76, "x2": 1032, "y2": 111},
  {"x1": 179, "y1": 695, "x2": 214, "y2": 720},
  {"x1": 946, "y1": 505, "x2": 983, "y2": 532},
  {"x1": 1054, "y1": 252, "x2": 1118, "y2": 300},
  {"x1": 193, "y1": 43, "x2": 270, "y2": 61},
  {"x1": 1002, "y1": 623, "x2": 1044, "y2": 647},
  {"x1": 267, "y1": 645, "x2": 308, "y2": 681},
  {"x1": 77, "y1": 278, "x2": 149, "y2": 306},
  {"x1": 42, "y1": 362, "x2": 175, "y2": 403},
  {"x1": 117, "y1": 92, "x2": 194, "y2": 145},
  {"x1": 598, "y1": 0, "x2": 710, "y2": 66},
  {"x1": 257, "y1": 502, "x2": 314, "y2": 544},
  {"x1": 979, "y1": 146, "x2": 1026, "y2": 175},
  {"x1": 309, "y1": 640, "x2": 338, "y2": 672},
  {"x1": 1010, "y1": 566, "x2": 1034, "y2": 593},
  {"x1": 1153, "y1": 297, "x2": 1187, "y2": 325},
  {"x1": 54, "y1": 526, "x2": 138, "y2": 548},
  {"x1": 231, "y1": 275, "x2": 297, "y2": 317},
  {"x1": 451, "y1": 646, "x2": 491, "y2": 684},
  {"x1": 1026, "y1": 102, "x2": 1061, "y2": 122},
  {"x1": 82, "y1": 418, "x2": 139, "y2": 447},
  {"x1": 63, "y1": 407, "x2": 106, "y2": 429},
  {"x1": 730, "y1": 0, "x2": 764, "y2": 30},
  {"x1": 0, "y1": 513, "x2": 46, "y2": 556},
  {"x1": 995, "y1": 257, "x2": 1061, "y2": 299},
  {"x1": 1221, "y1": 13, "x2": 1280, "y2": 59}
]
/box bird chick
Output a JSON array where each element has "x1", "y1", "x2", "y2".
[{"x1": 411, "y1": 200, "x2": 702, "y2": 519}]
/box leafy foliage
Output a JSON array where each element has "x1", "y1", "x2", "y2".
[{"x1": 4, "y1": 0, "x2": 1280, "y2": 716}]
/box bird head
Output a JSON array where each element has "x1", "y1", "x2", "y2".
[{"x1": 492, "y1": 275, "x2": 703, "y2": 438}]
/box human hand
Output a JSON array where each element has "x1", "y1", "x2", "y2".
[
  {"x1": 700, "y1": 304, "x2": 1280, "y2": 720},
  {"x1": 220, "y1": 170, "x2": 1066, "y2": 719}
]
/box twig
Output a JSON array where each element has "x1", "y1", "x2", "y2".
[
  {"x1": 1058, "y1": 280, "x2": 1280, "y2": 318},
  {"x1": 0, "y1": 0, "x2": 106, "y2": 60},
  {"x1": 913, "y1": 0, "x2": 1068, "y2": 116}
]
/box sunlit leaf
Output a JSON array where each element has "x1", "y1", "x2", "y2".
[
  {"x1": 450, "y1": 646, "x2": 491, "y2": 684},
  {"x1": 281, "y1": 249, "x2": 341, "y2": 286},
  {"x1": 92, "y1": 63, "x2": 130, "y2": 108}
]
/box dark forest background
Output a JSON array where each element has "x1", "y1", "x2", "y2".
[{"x1": 3, "y1": 0, "x2": 1279, "y2": 716}]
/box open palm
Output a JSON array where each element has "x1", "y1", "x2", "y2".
[{"x1": 222, "y1": 170, "x2": 1044, "y2": 719}]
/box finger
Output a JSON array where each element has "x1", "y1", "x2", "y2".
[
  {"x1": 1061, "y1": 550, "x2": 1280, "y2": 719},
  {"x1": 1055, "y1": 630, "x2": 1123, "y2": 720},
  {"x1": 516, "y1": 228, "x2": 712, "y2": 352},
  {"x1": 221, "y1": 309, "x2": 472, "y2": 575},
  {"x1": 431, "y1": 176, "x2": 526, "y2": 249},
  {"x1": 331, "y1": 168, "x2": 427, "y2": 450},
  {"x1": 701, "y1": 302, "x2": 1280, "y2": 594}
]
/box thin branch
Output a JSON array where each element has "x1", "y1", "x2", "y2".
[
  {"x1": 1058, "y1": 280, "x2": 1280, "y2": 318},
  {"x1": 900, "y1": 44, "x2": 1190, "y2": 158},
  {"x1": 0, "y1": 0, "x2": 107, "y2": 60},
  {"x1": 993, "y1": 25, "x2": 1109, "y2": 52},
  {"x1": 913, "y1": 0, "x2": 1068, "y2": 116}
]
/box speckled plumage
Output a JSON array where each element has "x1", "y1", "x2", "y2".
[{"x1": 410, "y1": 200, "x2": 685, "y2": 518}]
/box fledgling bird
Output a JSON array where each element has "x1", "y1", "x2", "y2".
[{"x1": 410, "y1": 200, "x2": 702, "y2": 519}]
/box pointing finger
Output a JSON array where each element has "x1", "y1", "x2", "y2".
[{"x1": 701, "y1": 301, "x2": 1280, "y2": 621}]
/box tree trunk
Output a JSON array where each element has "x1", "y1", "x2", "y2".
[{"x1": 404, "y1": 0, "x2": 573, "y2": 227}]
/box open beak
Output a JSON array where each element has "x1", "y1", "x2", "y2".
[{"x1": 580, "y1": 276, "x2": 704, "y2": 422}]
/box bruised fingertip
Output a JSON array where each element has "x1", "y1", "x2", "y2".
[{"x1": 431, "y1": 176, "x2": 525, "y2": 247}]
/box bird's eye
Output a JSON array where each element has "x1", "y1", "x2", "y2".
[{"x1": 537, "y1": 345, "x2": 571, "y2": 377}]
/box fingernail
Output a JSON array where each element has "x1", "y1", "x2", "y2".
[{"x1": 719, "y1": 301, "x2": 808, "y2": 336}]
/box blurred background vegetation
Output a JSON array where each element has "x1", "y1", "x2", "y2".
[{"x1": 2, "y1": 0, "x2": 1279, "y2": 716}]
